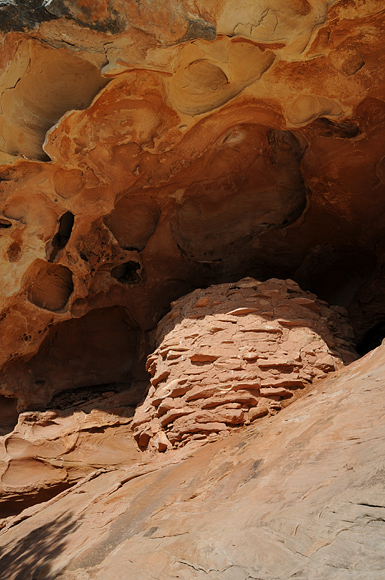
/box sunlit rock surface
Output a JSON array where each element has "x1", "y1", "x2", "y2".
[
  {"x1": 1, "y1": 343, "x2": 384, "y2": 579},
  {"x1": 0, "y1": 383, "x2": 145, "y2": 518}
]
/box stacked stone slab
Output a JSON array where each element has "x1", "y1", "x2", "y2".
[{"x1": 132, "y1": 278, "x2": 357, "y2": 451}]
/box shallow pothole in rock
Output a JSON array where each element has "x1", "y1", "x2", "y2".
[
  {"x1": 27, "y1": 261, "x2": 74, "y2": 312},
  {"x1": 0, "y1": 39, "x2": 108, "y2": 160}
]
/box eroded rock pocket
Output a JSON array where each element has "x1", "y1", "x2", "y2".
[
  {"x1": 111, "y1": 261, "x2": 141, "y2": 285},
  {"x1": 27, "y1": 261, "x2": 74, "y2": 312},
  {"x1": 47, "y1": 211, "x2": 74, "y2": 263}
]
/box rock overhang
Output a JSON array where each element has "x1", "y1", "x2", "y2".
[{"x1": 0, "y1": 0, "x2": 382, "y2": 464}]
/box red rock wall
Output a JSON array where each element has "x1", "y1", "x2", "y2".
[
  {"x1": 0, "y1": 0, "x2": 381, "y2": 456},
  {"x1": 0, "y1": 0, "x2": 382, "y2": 422}
]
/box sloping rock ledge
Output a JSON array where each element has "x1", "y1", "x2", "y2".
[{"x1": 0, "y1": 340, "x2": 383, "y2": 579}]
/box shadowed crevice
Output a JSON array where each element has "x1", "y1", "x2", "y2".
[{"x1": 48, "y1": 212, "x2": 74, "y2": 263}]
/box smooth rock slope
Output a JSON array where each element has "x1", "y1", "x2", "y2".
[{"x1": 0, "y1": 342, "x2": 384, "y2": 579}]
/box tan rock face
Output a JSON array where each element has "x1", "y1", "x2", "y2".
[
  {"x1": 0, "y1": 3, "x2": 382, "y2": 575},
  {"x1": 133, "y1": 277, "x2": 357, "y2": 449}
]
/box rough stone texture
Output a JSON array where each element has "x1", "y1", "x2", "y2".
[
  {"x1": 133, "y1": 277, "x2": 357, "y2": 450},
  {"x1": 0, "y1": 343, "x2": 384, "y2": 579}
]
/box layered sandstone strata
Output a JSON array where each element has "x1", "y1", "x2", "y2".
[
  {"x1": 0, "y1": 278, "x2": 357, "y2": 517},
  {"x1": 0, "y1": 382, "x2": 145, "y2": 518},
  {"x1": 132, "y1": 278, "x2": 357, "y2": 450}
]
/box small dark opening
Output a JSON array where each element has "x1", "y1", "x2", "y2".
[
  {"x1": 356, "y1": 321, "x2": 385, "y2": 356},
  {"x1": 48, "y1": 211, "x2": 74, "y2": 262},
  {"x1": 0, "y1": 217, "x2": 12, "y2": 228},
  {"x1": 46, "y1": 381, "x2": 132, "y2": 411},
  {"x1": 111, "y1": 261, "x2": 141, "y2": 285},
  {"x1": 0, "y1": 481, "x2": 75, "y2": 520},
  {"x1": 0, "y1": 395, "x2": 18, "y2": 436},
  {"x1": 313, "y1": 117, "x2": 361, "y2": 139}
]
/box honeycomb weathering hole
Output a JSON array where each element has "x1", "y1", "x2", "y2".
[
  {"x1": 27, "y1": 261, "x2": 74, "y2": 312},
  {"x1": 0, "y1": 217, "x2": 12, "y2": 228},
  {"x1": 0, "y1": 395, "x2": 18, "y2": 436},
  {"x1": 48, "y1": 212, "x2": 75, "y2": 263},
  {"x1": 132, "y1": 277, "x2": 358, "y2": 452},
  {"x1": 111, "y1": 261, "x2": 141, "y2": 285},
  {"x1": 356, "y1": 321, "x2": 385, "y2": 356},
  {"x1": 104, "y1": 198, "x2": 159, "y2": 252}
]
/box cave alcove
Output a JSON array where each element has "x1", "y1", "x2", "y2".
[{"x1": 5, "y1": 306, "x2": 143, "y2": 412}]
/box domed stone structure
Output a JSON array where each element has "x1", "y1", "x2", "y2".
[{"x1": 133, "y1": 277, "x2": 357, "y2": 450}]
